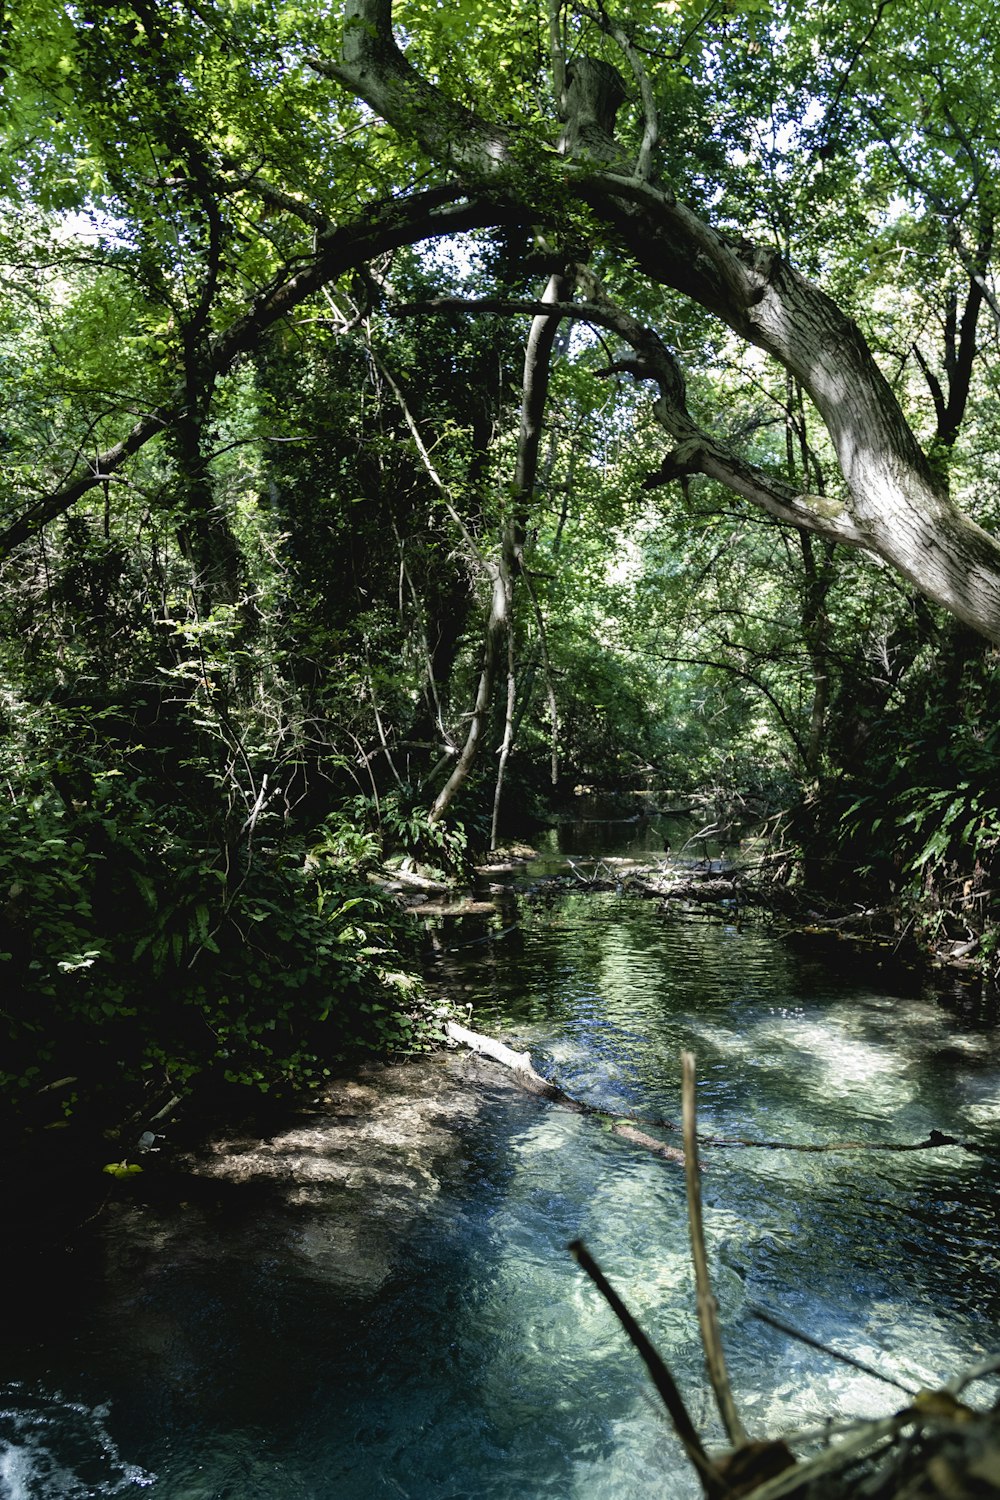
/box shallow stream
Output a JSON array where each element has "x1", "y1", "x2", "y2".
[{"x1": 3, "y1": 831, "x2": 1000, "y2": 1499}]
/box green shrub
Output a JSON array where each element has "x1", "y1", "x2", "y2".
[{"x1": 0, "y1": 725, "x2": 444, "y2": 1120}]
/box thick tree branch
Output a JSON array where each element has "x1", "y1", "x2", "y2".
[
  {"x1": 392, "y1": 292, "x2": 869, "y2": 548},
  {"x1": 306, "y1": 0, "x2": 514, "y2": 174},
  {"x1": 0, "y1": 189, "x2": 523, "y2": 561},
  {"x1": 306, "y1": 0, "x2": 1000, "y2": 641},
  {"x1": 580, "y1": 6, "x2": 659, "y2": 180}
]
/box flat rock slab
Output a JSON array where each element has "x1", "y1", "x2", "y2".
[{"x1": 100, "y1": 1052, "x2": 530, "y2": 1299}]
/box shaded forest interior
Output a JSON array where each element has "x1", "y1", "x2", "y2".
[{"x1": 2, "y1": 0, "x2": 1000, "y2": 1129}]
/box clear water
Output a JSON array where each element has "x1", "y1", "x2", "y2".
[{"x1": 3, "y1": 880, "x2": 999, "y2": 1499}]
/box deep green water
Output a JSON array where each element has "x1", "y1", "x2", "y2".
[{"x1": 3, "y1": 854, "x2": 999, "y2": 1499}]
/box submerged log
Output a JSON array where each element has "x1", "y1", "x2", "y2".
[
  {"x1": 445, "y1": 1026, "x2": 984, "y2": 1160},
  {"x1": 445, "y1": 1021, "x2": 685, "y2": 1164},
  {"x1": 445, "y1": 1021, "x2": 561, "y2": 1098},
  {"x1": 382, "y1": 866, "x2": 451, "y2": 893},
  {"x1": 648, "y1": 1123, "x2": 989, "y2": 1155}
]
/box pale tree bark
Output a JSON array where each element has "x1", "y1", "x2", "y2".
[
  {"x1": 486, "y1": 271, "x2": 569, "y2": 844},
  {"x1": 429, "y1": 556, "x2": 511, "y2": 825},
  {"x1": 314, "y1": 0, "x2": 1000, "y2": 645},
  {"x1": 431, "y1": 273, "x2": 567, "y2": 830},
  {"x1": 490, "y1": 622, "x2": 517, "y2": 851}
]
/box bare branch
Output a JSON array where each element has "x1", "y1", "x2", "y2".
[
  {"x1": 682, "y1": 1051, "x2": 749, "y2": 1449},
  {"x1": 390, "y1": 289, "x2": 867, "y2": 548},
  {"x1": 365, "y1": 344, "x2": 485, "y2": 565},
  {"x1": 568, "y1": 1240, "x2": 727, "y2": 1498}
]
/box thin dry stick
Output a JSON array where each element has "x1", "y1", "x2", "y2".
[
  {"x1": 568, "y1": 1240, "x2": 728, "y2": 1499},
  {"x1": 366, "y1": 344, "x2": 485, "y2": 563},
  {"x1": 682, "y1": 1049, "x2": 749, "y2": 1449},
  {"x1": 748, "y1": 1306, "x2": 918, "y2": 1396},
  {"x1": 947, "y1": 1353, "x2": 1000, "y2": 1396}
]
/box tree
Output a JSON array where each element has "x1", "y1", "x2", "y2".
[
  {"x1": 311, "y1": 0, "x2": 1000, "y2": 636},
  {"x1": 4, "y1": 0, "x2": 1000, "y2": 642},
  {"x1": 4, "y1": 0, "x2": 1000, "y2": 893}
]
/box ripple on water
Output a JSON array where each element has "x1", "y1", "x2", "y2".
[
  {"x1": 0, "y1": 1387, "x2": 154, "y2": 1500},
  {"x1": 4, "y1": 886, "x2": 1000, "y2": 1499}
]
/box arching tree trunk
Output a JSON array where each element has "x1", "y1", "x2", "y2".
[
  {"x1": 430, "y1": 272, "x2": 567, "y2": 831},
  {"x1": 318, "y1": 0, "x2": 1000, "y2": 645},
  {"x1": 429, "y1": 554, "x2": 512, "y2": 825}
]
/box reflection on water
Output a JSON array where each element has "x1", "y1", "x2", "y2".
[{"x1": 2, "y1": 884, "x2": 999, "y2": 1499}]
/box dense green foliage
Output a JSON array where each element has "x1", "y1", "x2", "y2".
[
  {"x1": 0, "y1": 690, "x2": 437, "y2": 1113},
  {"x1": 2, "y1": 0, "x2": 1000, "y2": 1124}
]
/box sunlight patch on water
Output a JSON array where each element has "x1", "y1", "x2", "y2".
[
  {"x1": 752, "y1": 1363, "x2": 901, "y2": 1431},
  {"x1": 564, "y1": 1412, "x2": 700, "y2": 1500},
  {"x1": 757, "y1": 1016, "x2": 916, "y2": 1114},
  {"x1": 962, "y1": 1097, "x2": 1000, "y2": 1129},
  {"x1": 688, "y1": 1010, "x2": 917, "y2": 1125}
]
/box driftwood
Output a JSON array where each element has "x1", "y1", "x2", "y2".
[
  {"x1": 446, "y1": 1021, "x2": 559, "y2": 1095},
  {"x1": 445, "y1": 1021, "x2": 685, "y2": 1164},
  {"x1": 649, "y1": 1124, "x2": 988, "y2": 1156},
  {"x1": 383, "y1": 866, "x2": 451, "y2": 893}
]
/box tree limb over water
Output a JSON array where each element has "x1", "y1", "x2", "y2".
[{"x1": 312, "y1": 0, "x2": 1000, "y2": 643}]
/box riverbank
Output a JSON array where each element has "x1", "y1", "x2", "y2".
[{"x1": 5, "y1": 834, "x2": 993, "y2": 1272}]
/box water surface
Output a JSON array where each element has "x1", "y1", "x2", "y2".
[{"x1": 3, "y1": 881, "x2": 998, "y2": 1499}]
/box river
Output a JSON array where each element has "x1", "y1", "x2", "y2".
[{"x1": 2, "y1": 826, "x2": 999, "y2": 1499}]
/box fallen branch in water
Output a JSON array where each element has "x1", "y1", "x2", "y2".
[
  {"x1": 644, "y1": 1123, "x2": 991, "y2": 1155},
  {"x1": 608, "y1": 1122, "x2": 688, "y2": 1162},
  {"x1": 568, "y1": 1237, "x2": 728, "y2": 1498},
  {"x1": 442, "y1": 1023, "x2": 990, "y2": 1162},
  {"x1": 382, "y1": 866, "x2": 452, "y2": 893},
  {"x1": 445, "y1": 1021, "x2": 685, "y2": 1164},
  {"x1": 748, "y1": 1305, "x2": 919, "y2": 1396},
  {"x1": 568, "y1": 1058, "x2": 798, "y2": 1500},
  {"x1": 445, "y1": 1020, "x2": 560, "y2": 1097}
]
